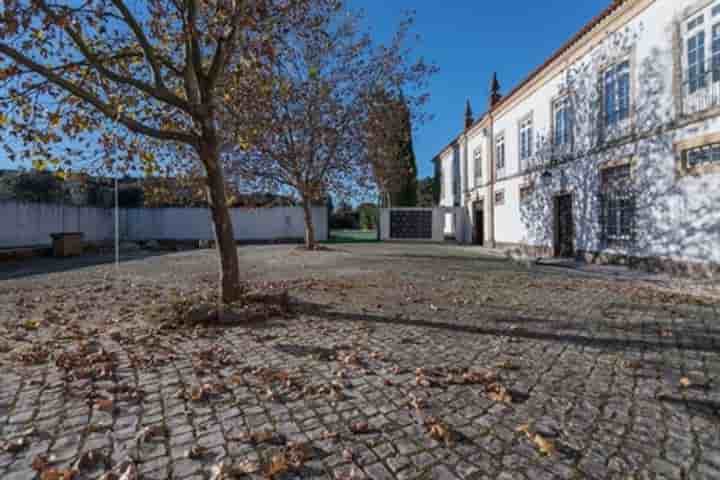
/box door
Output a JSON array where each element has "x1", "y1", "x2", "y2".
[
  {"x1": 474, "y1": 210, "x2": 484, "y2": 246},
  {"x1": 554, "y1": 194, "x2": 574, "y2": 258}
]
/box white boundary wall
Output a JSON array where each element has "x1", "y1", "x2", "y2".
[
  {"x1": 122, "y1": 206, "x2": 328, "y2": 243},
  {"x1": 0, "y1": 200, "x2": 328, "y2": 248},
  {"x1": 0, "y1": 200, "x2": 114, "y2": 248}
]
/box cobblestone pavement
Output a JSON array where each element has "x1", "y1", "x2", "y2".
[{"x1": 1, "y1": 244, "x2": 719, "y2": 479}]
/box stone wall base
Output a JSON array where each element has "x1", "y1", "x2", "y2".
[
  {"x1": 494, "y1": 242, "x2": 718, "y2": 279},
  {"x1": 578, "y1": 250, "x2": 720, "y2": 279},
  {"x1": 496, "y1": 242, "x2": 554, "y2": 258}
]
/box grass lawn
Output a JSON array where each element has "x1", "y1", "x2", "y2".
[{"x1": 328, "y1": 229, "x2": 378, "y2": 243}]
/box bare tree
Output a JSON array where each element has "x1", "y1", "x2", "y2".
[
  {"x1": 227, "y1": 2, "x2": 435, "y2": 249},
  {"x1": 0, "y1": 0, "x2": 306, "y2": 303}
]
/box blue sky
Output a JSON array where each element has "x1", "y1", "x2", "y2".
[
  {"x1": 1, "y1": 0, "x2": 610, "y2": 179},
  {"x1": 349, "y1": 0, "x2": 610, "y2": 179}
]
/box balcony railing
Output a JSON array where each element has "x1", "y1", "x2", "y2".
[{"x1": 683, "y1": 68, "x2": 720, "y2": 116}]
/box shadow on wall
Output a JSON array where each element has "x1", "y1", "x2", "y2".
[{"x1": 519, "y1": 24, "x2": 720, "y2": 269}]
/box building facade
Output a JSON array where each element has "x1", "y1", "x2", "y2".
[{"x1": 435, "y1": 0, "x2": 720, "y2": 275}]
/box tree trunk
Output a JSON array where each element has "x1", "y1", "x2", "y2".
[
  {"x1": 301, "y1": 197, "x2": 316, "y2": 250},
  {"x1": 199, "y1": 134, "x2": 243, "y2": 304}
]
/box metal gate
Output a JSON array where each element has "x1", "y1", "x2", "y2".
[{"x1": 389, "y1": 210, "x2": 433, "y2": 239}]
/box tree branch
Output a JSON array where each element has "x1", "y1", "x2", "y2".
[
  {"x1": 38, "y1": 0, "x2": 191, "y2": 115},
  {"x1": 0, "y1": 43, "x2": 197, "y2": 145},
  {"x1": 109, "y1": 0, "x2": 168, "y2": 89}
]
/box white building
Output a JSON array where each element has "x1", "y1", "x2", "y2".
[{"x1": 435, "y1": 0, "x2": 720, "y2": 276}]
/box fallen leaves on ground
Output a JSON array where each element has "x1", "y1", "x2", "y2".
[
  {"x1": 516, "y1": 424, "x2": 556, "y2": 455},
  {"x1": 73, "y1": 449, "x2": 108, "y2": 471},
  {"x1": 11, "y1": 344, "x2": 52, "y2": 365},
  {"x1": 185, "y1": 445, "x2": 209, "y2": 459},
  {"x1": 486, "y1": 383, "x2": 513, "y2": 404},
  {"x1": 349, "y1": 421, "x2": 371, "y2": 434},
  {"x1": 2, "y1": 437, "x2": 28, "y2": 453},
  {"x1": 136, "y1": 425, "x2": 167, "y2": 445},
  {"x1": 186, "y1": 382, "x2": 226, "y2": 402},
  {"x1": 22, "y1": 319, "x2": 41, "y2": 330},
  {"x1": 94, "y1": 398, "x2": 114, "y2": 412},
  {"x1": 623, "y1": 360, "x2": 642, "y2": 369},
  {"x1": 231, "y1": 429, "x2": 285, "y2": 445},
  {"x1": 264, "y1": 442, "x2": 310, "y2": 478},
  {"x1": 39, "y1": 468, "x2": 79, "y2": 480},
  {"x1": 426, "y1": 418, "x2": 453, "y2": 446},
  {"x1": 56, "y1": 342, "x2": 117, "y2": 381},
  {"x1": 117, "y1": 463, "x2": 138, "y2": 480}
]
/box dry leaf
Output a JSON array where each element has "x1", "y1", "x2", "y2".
[
  {"x1": 428, "y1": 422, "x2": 453, "y2": 445},
  {"x1": 320, "y1": 430, "x2": 339, "y2": 441},
  {"x1": 73, "y1": 449, "x2": 106, "y2": 470},
  {"x1": 487, "y1": 383, "x2": 513, "y2": 404},
  {"x1": 95, "y1": 398, "x2": 114, "y2": 412},
  {"x1": 264, "y1": 453, "x2": 290, "y2": 478},
  {"x1": 32, "y1": 454, "x2": 49, "y2": 471},
  {"x1": 185, "y1": 445, "x2": 208, "y2": 459},
  {"x1": 342, "y1": 448, "x2": 354, "y2": 462},
  {"x1": 3, "y1": 437, "x2": 28, "y2": 453},
  {"x1": 495, "y1": 360, "x2": 520, "y2": 370},
  {"x1": 515, "y1": 424, "x2": 531, "y2": 434},
  {"x1": 235, "y1": 459, "x2": 260, "y2": 474},
  {"x1": 118, "y1": 463, "x2": 138, "y2": 480},
  {"x1": 349, "y1": 421, "x2": 370, "y2": 434},
  {"x1": 22, "y1": 319, "x2": 41, "y2": 330},
  {"x1": 40, "y1": 468, "x2": 79, "y2": 480},
  {"x1": 623, "y1": 360, "x2": 642, "y2": 369},
  {"x1": 209, "y1": 462, "x2": 231, "y2": 480},
  {"x1": 532, "y1": 434, "x2": 556, "y2": 455}
]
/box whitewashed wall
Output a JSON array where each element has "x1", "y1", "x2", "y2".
[
  {"x1": 0, "y1": 200, "x2": 114, "y2": 248},
  {"x1": 122, "y1": 206, "x2": 328, "y2": 242},
  {"x1": 0, "y1": 201, "x2": 328, "y2": 248},
  {"x1": 443, "y1": 0, "x2": 720, "y2": 266}
]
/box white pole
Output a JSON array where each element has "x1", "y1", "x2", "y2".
[{"x1": 114, "y1": 175, "x2": 119, "y2": 273}]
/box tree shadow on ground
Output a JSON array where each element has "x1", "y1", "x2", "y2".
[
  {"x1": 292, "y1": 300, "x2": 720, "y2": 354},
  {"x1": 0, "y1": 250, "x2": 180, "y2": 281}
]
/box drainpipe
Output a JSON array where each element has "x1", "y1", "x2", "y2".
[
  {"x1": 488, "y1": 114, "x2": 496, "y2": 249},
  {"x1": 461, "y1": 133, "x2": 469, "y2": 244}
]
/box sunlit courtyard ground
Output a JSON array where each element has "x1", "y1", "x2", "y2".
[{"x1": 1, "y1": 243, "x2": 719, "y2": 479}]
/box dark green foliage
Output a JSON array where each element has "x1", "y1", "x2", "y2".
[
  {"x1": 416, "y1": 177, "x2": 436, "y2": 207},
  {"x1": 393, "y1": 110, "x2": 418, "y2": 207},
  {"x1": 10, "y1": 172, "x2": 64, "y2": 203},
  {"x1": 118, "y1": 187, "x2": 144, "y2": 207},
  {"x1": 366, "y1": 89, "x2": 419, "y2": 207},
  {"x1": 358, "y1": 203, "x2": 378, "y2": 230}
]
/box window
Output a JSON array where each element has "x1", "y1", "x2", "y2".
[
  {"x1": 688, "y1": 15, "x2": 704, "y2": 32},
  {"x1": 495, "y1": 135, "x2": 505, "y2": 175},
  {"x1": 713, "y1": 24, "x2": 720, "y2": 82},
  {"x1": 683, "y1": 142, "x2": 720, "y2": 169},
  {"x1": 473, "y1": 146, "x2": 482, "y2": 185},
  {"x1": 519, "y1": 116, "x2": 533, "y2": 169},
  {"x1": 682, "y1": 4, "x2": 720, "y2": 113},
  {"x1": 600, "y1": 164, "x2": 635, "y2": 247},
  {"x1": 495, "y1": 190, "x2": 505, "y2": 206},
  {"x1": 553, "y1": 97, "x2": 573, "y2": 147},
  {"x1": 687, "y1": 30, "x2": 707, "y2": 93},
  {"x1": 519, "y1": 184, "x2": 534, "y2": 202},
  {"x1": 604, "y1": 61, "x2": 630, "y2": 126}
]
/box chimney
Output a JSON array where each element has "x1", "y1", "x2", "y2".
[
  {"x1": 490, "y1": 72, "x2": 502, "y2": 108},
  {"x1": 464, "y1": 99, "x2": 473, "y2": 130}
]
